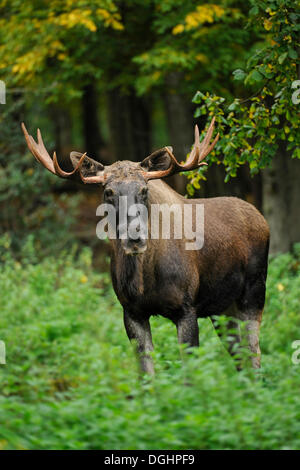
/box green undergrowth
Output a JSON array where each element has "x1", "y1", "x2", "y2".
[{"x1": 0, "y1": 244, "x2": 299, "y2": 449}]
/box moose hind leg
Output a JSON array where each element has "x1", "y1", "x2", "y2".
[
  {"x1": 235, "y1": 271, "x2": 266, "y2": 369},
  {"x1": 237, "y1": 308, "x2": 263, "y2": 369},
  {"x1": 235, "y1": 244, "x2": 268, "y2": 369},
  {"x1": 211, "y1": 304, "x2": 263, "y2": 370},
  {"x1": 211, "y1": 313, "x2": 243, "y2": 370}
]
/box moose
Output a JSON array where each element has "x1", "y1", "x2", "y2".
[{"x1": 22, "y1": 118, "x2": 269, "y2": 374}]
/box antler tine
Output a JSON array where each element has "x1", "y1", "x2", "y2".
[
  {"x1": 53, "y1": 151, "x2": 87, "y2": 177},
  {"x1": 181, "y1": 124, "x2": 202, "y2": 170},
  {"x1": 198, "y1": 116, "x2": 216, "y2": 162},
  {"x1": 37, "y1": 128, "x2": 50, "y2": 158},
  {"x1": 200, "y1": 132, "x2": 220, "y2": 161},
  {"x1": 178, "y1": 118, "x2": 218, "y2": 170},
  {"x1": 192, "y1": 124, "x2": 200, "y2": 158},
  {"x1": 164, "y1": 146, "x2": 182, "y2": 172},
  {"x1": 194, "y1": 122, "x2": 200, "y2": 146},
  {"x1": 80, "y1": 172, "x2": 106, "y2": 184},
  {"x1": 189, "y1": 124, "x2": 200, "y2": 158},
  {"x1": 54, "y1": 149, "x2": 106, "y2": 183},
  {"x1": 201, "y1": 116, "x2": 215, "y2": 147},
  {"x1": 141, "y1": 116, "x2": 218, "y2": 181},
  {"x1": 22, "y1": 123, "x2": 106, "y2": 183},
  {"x1": 22, "y1": 123, "x2": 56, "y2": 174}
]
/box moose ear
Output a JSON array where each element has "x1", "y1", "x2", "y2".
[
  {"x1": 140, "y1": 147, "x2": 173, "y2": 172},
  {"x1": 70, "y1": 152, "x2": 104, "y2": 177}
]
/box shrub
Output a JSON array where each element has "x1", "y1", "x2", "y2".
[{"x1": 0, "y1": 246, "x2": 299, "y2": 450}]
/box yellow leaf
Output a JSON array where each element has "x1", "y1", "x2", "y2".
[
  {"x1": 266, "y1": 8, "x2": 276, "y2": 16},
  {"x1": 51, "y1": 40, "x2": 63, "y2": 50},
  {"x1": 97, "y1": 9, "x2": 110, "y2": 20},
  {"x1": 80, "y1": 275, "x2": 88, "y2": 284},
  {"x1": 172, "y1": 24, "x2": 184, "y2": 35},
  {"x1": 152, "y1": 71, "x2": 161, "y2": 81},
  {"x1": 185, "y1": 13, "x2": 200, "y2": 29},
  {"x1": 264, "y1": 19, "x2": 272, "y2": 30},
  {"x1": 195, "y1": 53, "x2": 208, "y2": 63},
  {"x1": 83, "y1": 19, "x2": 97, "y2": 32},
  {"x1": 12, "y1": 64, "x2": 20, "y2": 73},
  {"x1": 277, "y1": 283, "x2": 285, "y2": 292},
  {"x1": 0, "y1": 440, "x2": 7, "y2": 450},
  {"x1": 111, "y1": 19, "x2": 124, "y2": 31}
]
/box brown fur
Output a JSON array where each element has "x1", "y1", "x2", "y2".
[
  {"x1": 105, "y1": 169, "x2": 269, "y2": 374},
  {"x1": 26, "y1": 141, "x2": 270, "y2": 374}
]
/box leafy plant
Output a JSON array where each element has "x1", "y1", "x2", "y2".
[
  {"x1": 0, "y1": 245, "x2": 299, "y2": 450},
  {"x1": 189, "y1": 0, "x2": 299, "y2": 192},
  {"x1": 0, "y1": 97, "x2": 81, "y2": 258}
]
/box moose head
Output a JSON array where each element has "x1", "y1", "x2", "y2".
[{"x1": 22, "y1": 119, "x2": 219, "y2": 255}]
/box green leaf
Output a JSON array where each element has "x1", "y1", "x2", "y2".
[
  {"x1": 192, "y1": 91, "x2": 205, "y2": 104},
  {"x1": 194, "y1": 107, "x2": 202, "y2": 118},
  {"x1": 251, "y1": 70, "x2": 264, "y2": 82},
  {"x1": 233, "y1": 69, "x2": 247, "y2": 81},
  {"x1": 278, "y1": 52, "x2": 288, "y2": 64},
  {"x1": 228, "y1": 100, "x2": 239, "y2": 111},
  {"x1": 288, "y1": 48, "x2": 297, "y2": 60},
  {"x1": 249, "y1": 6, "x2": 259, "y2": 16},
  {"x1": 245, "y1": 69, "x2": 264, "y2": 85}
]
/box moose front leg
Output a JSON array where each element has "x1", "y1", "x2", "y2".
[
  {"x1": 176, "y1": 309, "x2": 199, "y2": 350},
  {"x1": 123, "y1": 310, "x2": 154, "y2": 375}
]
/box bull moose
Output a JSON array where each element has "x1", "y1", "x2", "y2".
[{"x1": 22, "y1": 118, "x2": 269, "y2": 374}]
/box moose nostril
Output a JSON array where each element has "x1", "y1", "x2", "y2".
[
  {"x1": 128, "y1": 237, "x2": 140, "y2": 244},
  {"x1": 127, "y1": 236, "x2": 145, "y2": 246}
]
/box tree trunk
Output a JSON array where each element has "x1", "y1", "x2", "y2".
[
  {"x1": 107, "y1": 88, "x2": 151, "y2": 163},
  {"x1": 49, "y1": 105, "x2": 72, "y2": 158},
  {"x1": 164, "y1": 73, "x2": 194, "y2": 194},
  {"x1": 203, "y1": 164, "x2": 262, "y2": 210},
  {"x1": 262, "y1": 147, "x2": 300, "y2": 254},
  {"x1": 82, "y1": 84, "x2": 106, "y2": 162}
]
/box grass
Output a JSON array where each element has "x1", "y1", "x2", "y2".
[{"x1": 0, "y1": 245, "x2": 300, "y2": 450}]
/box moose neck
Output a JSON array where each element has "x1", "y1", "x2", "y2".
[{"x1": 147, "y1": 179, "x2": 183, "y2": 205}]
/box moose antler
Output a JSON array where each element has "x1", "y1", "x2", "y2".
[
  {"x1": 142, "y1": 117, "x2": 219, "y2": 181},
  {"x1": 21, "y1": 123, "x2": 106, "y2": 184}
]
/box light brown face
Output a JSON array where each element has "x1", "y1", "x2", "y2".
[
  {"x1": 102, "y1": 162, "x2": 149, "y2": 255},
  {"x1": 69, "y1": 155, "x2": 171, "y2": 255}
]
